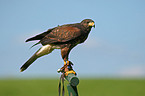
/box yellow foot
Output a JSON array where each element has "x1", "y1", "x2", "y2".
[{"x1": 65, "y1": 70, "x2": 76, "y2": 76}]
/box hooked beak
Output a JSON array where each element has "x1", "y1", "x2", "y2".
[{"x1": 88, "y1": 22, "x2": 95, "y2": 28}]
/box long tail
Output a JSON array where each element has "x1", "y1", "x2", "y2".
[
  {"x1": 20, "y1": 44, "x2": 54, "y2": 72},
  {"x1": 20, "y1": 54, "x2": 38, "y2": 72}
]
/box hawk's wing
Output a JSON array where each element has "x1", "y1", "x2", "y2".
[
  {"x1": 40, "y1": 25, "x2": 82, "y2": 45},
  {"x1": 26, "y1": 28, "x2": 55, "y2": 42}
]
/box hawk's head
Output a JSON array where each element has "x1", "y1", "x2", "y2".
[{"x1": 81, "y1": 19, "x2": 95, "y2": 28}]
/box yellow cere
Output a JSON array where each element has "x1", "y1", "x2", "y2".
[{"x1": 88, "y1": 22, "x2": 95, "y2": 26}]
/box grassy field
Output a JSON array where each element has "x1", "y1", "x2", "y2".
[{"x1": 0, "y1": 78, "x2": 145, "y2": 96}]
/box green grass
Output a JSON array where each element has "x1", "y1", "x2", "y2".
[{"x1": 0, "y1": 79, "x2": 145, "y2": 96}]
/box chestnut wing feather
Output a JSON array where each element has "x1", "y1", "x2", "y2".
[
  {"x1": 26, "y1": 28, "x2": 55, "y2": 42},
  {"x1": 40, "y1": 26, "x2": 82, "y2": 45}
]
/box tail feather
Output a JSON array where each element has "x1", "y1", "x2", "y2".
[
  {"x1": 20, "y1": 44, "x2": 54, "y2": 72},
  {"x1": 20, "y1": 54, "x2": 38, "y2": 72},
  {"x1": 29, "y1": 41, "x2": 40, "y2": 49}
]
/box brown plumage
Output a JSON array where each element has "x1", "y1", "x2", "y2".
[{"x1": 20, "y1": 19, "x2": 95, "y2": 72}]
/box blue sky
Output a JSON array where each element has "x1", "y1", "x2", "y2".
[{"x1": 0, "y1": 0, "x2": 145, "y2": 78}]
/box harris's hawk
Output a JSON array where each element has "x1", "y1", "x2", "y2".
[{"x1": 20, "y1": 19, "x2": 95, "y2": 72}]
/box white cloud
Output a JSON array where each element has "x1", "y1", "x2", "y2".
[{"x1": 119, "y1": 65, "x2": 145, "y2": 77}]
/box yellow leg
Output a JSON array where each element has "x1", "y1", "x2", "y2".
[
  {"x1": 64, "y1": 60, "x2": 70, "y2": 65},
  {"x1": 67, "y1": 61, "x2": 69, "y2": 65},
  {"x1": 64, "y1": 61, "x2": 67, "y2": 65}
]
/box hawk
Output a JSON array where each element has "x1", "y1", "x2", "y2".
[{"x1": 20, "y1": 19, "x2": 95, "y2": 72}]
